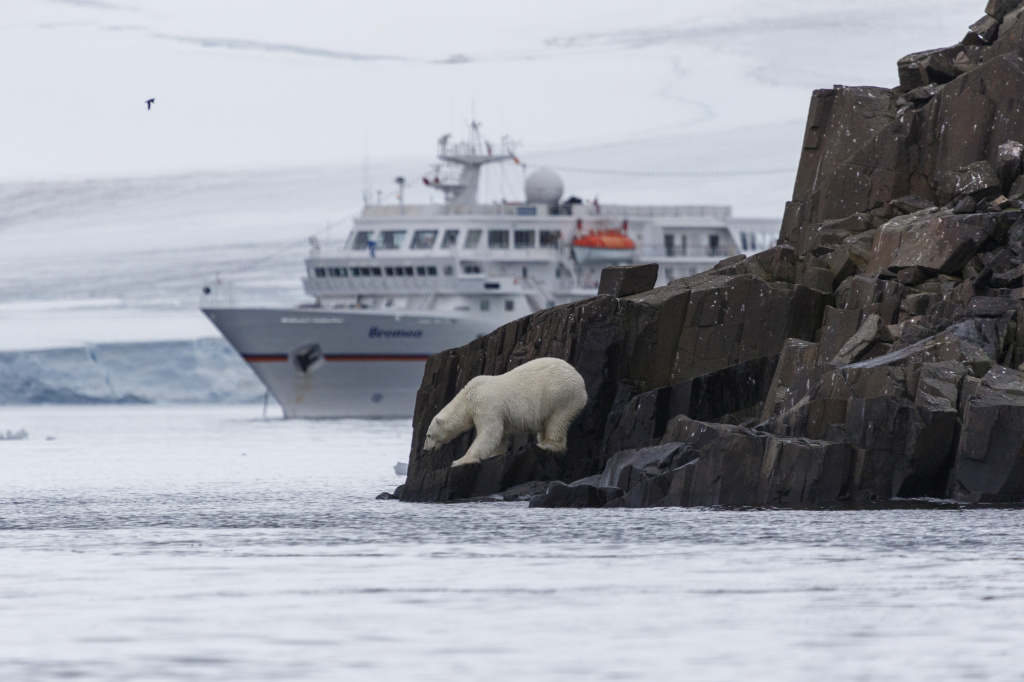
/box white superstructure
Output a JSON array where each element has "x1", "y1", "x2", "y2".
[{"x1": 202, "y1": 124, "x2": 778, "y2": 418}]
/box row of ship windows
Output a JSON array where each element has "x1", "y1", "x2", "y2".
[
  {"x1": 350, "y1": 228, "x2": 563, "y2": 252},
  {"x1": 312, "y1": 265, "x2": 449, "y2": 278}
]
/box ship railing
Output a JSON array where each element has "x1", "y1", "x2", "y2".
[
  {"x1": 455, "y1": 244, "x2": 566, "y2": 259},
  {"x1": 359, "y1": 204, "x2": 523, "y2": 218},
  {"x1": 637, "y1": 246, "x2": 739, "y2": 259},
  {"x1": 597, "y1": 205, "x2": 732, "y2": 219}
]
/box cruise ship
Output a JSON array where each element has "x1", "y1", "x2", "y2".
[{"x1": 202, "y1": 125, "x2": 779, "y2": 418}]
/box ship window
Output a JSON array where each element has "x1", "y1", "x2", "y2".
[
  {"x1": 484, "y1": 282, "x2": 500, "y2": 290},
  {"x1": 464, "y1": 230, "x2": 482, "y2": 248},
  {"x1": 416, "y1": 266, "x2": 426, "y2": 276},
  {"x1": 442, "y1": 230, "x2": 459, "y2": 248},
  {"x1": 480, "y1": 299, "x2": 490, "y2": 311},
  {"x1": 352, "y1": 231, "x2": 372, "y2": 250},
  {"x1": 741, "y1": 233, "x2": 748, "y2": 250},
  {"x1": 514, "y1": 230, "x2": 535, "y2": 248},
  {"x1": 679, "y1": 235, "x2": 687, "y2": 255},
  {"x1": 664, "y1": 234, "x2": 675, "y2": 257},
  {"x1": 385, "y1": 267, "x2": 394, "y2": 276},
  {"x1": 411, "y1": 230, "x2": 438, "y2": 249},
  {"x1": 394, "y1": 267, "x2": 403, "y2": 277},
  {"x1": 328, "y1": 267, "x2": 342, "y2": 277},
  {"x1": 505, "y1": 300, "x2": 514, "y2": 311},
  {"x1": 351, "y1": 269, "x2": 360, "y2": 277},
  {"x1": 709, "y1": 234, "x2": 720, "y2": 256},
  {"x1": 428, "y1": 266, "x2": 438, "y2": 276},
  {"x1": 371, "y1": 267, "x2": 382, "y2": 276},
  {"x1": 314, "y1": 267, "x2": 326, "y2": 278},
  {"x1": 463, "y1": 263, "x2": 481, "y2": 274},
  {"x1": 380, "y1": 230, "x2": 406, "y2": 249},
  {"x1": 540, "y1": 230, "x2": 561, "y2": 248},
  {"x1": 488, "y1": 230, "x2": 509, "y2": 248},
  {"x1": 405, "y1": 267, "x2": 414, "y2": 276}
]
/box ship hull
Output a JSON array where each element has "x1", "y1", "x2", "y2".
[{"x1": 203, "y1": 307, "x2": 496, "y2": 418}]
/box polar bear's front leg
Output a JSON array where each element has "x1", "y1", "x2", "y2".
[{"x1": 451, "y1": 421, "x2": 505, "y2": 467}]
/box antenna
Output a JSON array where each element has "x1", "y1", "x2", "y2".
[
  {"x1": 423, "y1": 120, "x2": 516, "y2": 206},
  {"x1": 361, "y1": 152, "x2": 370, "y2": 206},
  {"x1": 395, "y1": 176, "x2": 406, "y2": 208}
]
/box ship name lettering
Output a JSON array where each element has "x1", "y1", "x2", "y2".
[{"x1": 368, "y1": 326, "x2": 423, "y2": 339}]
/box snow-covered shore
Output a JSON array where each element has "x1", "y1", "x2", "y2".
[{"x1": 0, "y1": 338, "x2": 263, "y2": 405}]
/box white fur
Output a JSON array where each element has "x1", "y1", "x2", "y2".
[{"x1": 422, "y1": 357, "x2": 588, "y2": 467}]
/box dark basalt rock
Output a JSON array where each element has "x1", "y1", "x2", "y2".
[
  {"x1": 598, "y1": 442, "x2": 696, "y2": 491},
  {"x1": 987, "y1": 0, "x2": 1024, "y2": 22},
  {"x1": 965, "y1": 15, "x2": 1001, "y2": 45},
  {"x1": 600, "y1": 353, "x2": 781, "y2": 458},
  {"x1": 997, "y1": 141, "x2": 1024, "y2": 190},
  {"x1": 950, "y1": 366, "x2": 1024, "y2": 503},
  {"x1": 938, "y1": 161, "x2": 1003, "y2": 204},
  {"x1": 395, "y1": 3, "x2": 1024, "y2": 509},
  {"x1": 784, "y1": 51, "x2": 1024, "y2": 233},
  {"x1": 400, "y1": 273, "x2": 825, "y2": 502},
  {"x1": 527, "y1": 481, "x2": 623, "y2": 508},
  {"x1": 608, "y1": 428, "x2": 854, "y2": 508},
  {"x1": 598, "y1": 263, "x2": 659, "y2": 297},
  {"x1": 897, "y1": 46, "x2": 961, "y2": 90}
]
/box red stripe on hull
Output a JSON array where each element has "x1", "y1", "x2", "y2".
[
  {"x1": 244, "y1": 354, "x2": 429, "y2": 363},
  {"x1": 325, "y1": 355, "x2": 431, "y2": 362}
]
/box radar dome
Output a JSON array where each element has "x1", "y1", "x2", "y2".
[{"x1": 524, "y1": 168, "x2": 564, "y2": 205}]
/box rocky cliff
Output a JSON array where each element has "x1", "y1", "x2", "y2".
[{"x1": 397, "y1": 0, "x2": 1024, "y2": 507}]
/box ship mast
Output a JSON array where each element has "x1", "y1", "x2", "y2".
[{"x1": 423, "y1": 121, "x2": 516, "y2": 206}]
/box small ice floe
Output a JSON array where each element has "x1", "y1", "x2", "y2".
[
  {"x1": 1, "y1": 429, "x2": 28, "y2": 441},
  {"x1": 394, "y1": 462, "x2": 408, "y2": 476}
]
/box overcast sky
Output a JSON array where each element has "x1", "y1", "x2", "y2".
[{"x1": 3, "y1": 0, "x2": 982, "y2": 187}]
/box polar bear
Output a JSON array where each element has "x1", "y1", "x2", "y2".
[{"x1": 422, "y1": 357, "x2": 587, "y2": 467}]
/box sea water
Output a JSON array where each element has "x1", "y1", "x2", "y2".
[{"x1": 2, "y1": 405, "x2": 1023, "y2": 681}]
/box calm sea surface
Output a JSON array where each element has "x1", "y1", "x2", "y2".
[{"x1": 2, "y1": 405, "x2": 1023, "y2": 681}]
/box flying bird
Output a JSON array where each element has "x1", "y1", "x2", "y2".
[{"x1": 145, "y1": 98, "x2": 155, "y2": 110}]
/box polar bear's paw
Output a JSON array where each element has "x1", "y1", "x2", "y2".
[
  {"x1": 451, "y1": 453, "x2": 482, "y2": 467},
  {"x1": 537, "y1": 437, "x2": 567, "y2": 453}
]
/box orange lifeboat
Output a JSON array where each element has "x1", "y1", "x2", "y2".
[{"x1": 572, "y1": 227, "x2": 636, "y2": 265}]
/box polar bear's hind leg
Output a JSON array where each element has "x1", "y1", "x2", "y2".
[{"x1": 538, "y1": 413, "x2": 571, "y2": 452}]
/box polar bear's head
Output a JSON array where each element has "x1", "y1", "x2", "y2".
[{"x1": 422, "y1": 417, "x2": 445, "y2": 451}]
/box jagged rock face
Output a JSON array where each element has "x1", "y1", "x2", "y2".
[
  {"x1": 950, "y1": 366, "x2": 1024, "y2": 501},
  {"x1": 597, "y1": 263, "x2": 659, "y2": 297},
  {"x1": 783, "y1": 45, "x2": 1024, "y2": 233},
  {"x1": 400, "y1": 271, "x2": 827, "y2": 502},
  {"x1": 869, "y1": 210, "x2": 1009, "y2": 276},
  {"x1": 397, "y1": 1, "x2": 1024, "y2": 507}
]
